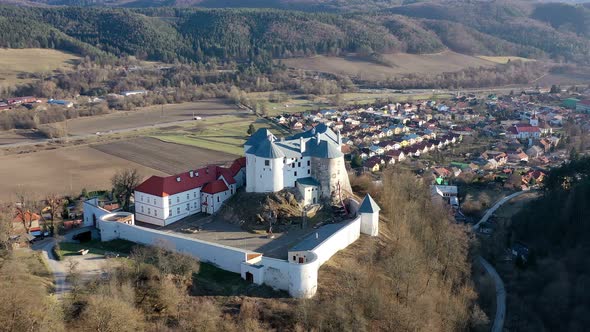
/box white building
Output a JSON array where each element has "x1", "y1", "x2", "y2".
[
  {"x1": 134, "y1": 158, "x2": 246, "y2": 226},
  {"x1": 245, "y1": 124, "x2": 351, "y2": 203}
]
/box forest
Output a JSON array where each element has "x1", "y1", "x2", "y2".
[
  {"x1": 504, "y1": 156, "x2": 590, "y2": 331},
  {"x1": 0, "y1": 1, "x2": 589, "y2": 66}
]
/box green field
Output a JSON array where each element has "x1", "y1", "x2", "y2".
[
  {"x1": 57, "y1": 239, "x2": 138, "y2": 258},
  {"x1": 151, "y1": 116, "x2": 292, "y2": 156}
]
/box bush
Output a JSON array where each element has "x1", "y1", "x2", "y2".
[{"x1": 52, "y1": 243, "x2": 62, "y2": 261}]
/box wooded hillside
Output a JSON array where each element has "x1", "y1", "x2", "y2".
[{"x1": 0, "y1": 3, "x2": 588, "y2": 65}]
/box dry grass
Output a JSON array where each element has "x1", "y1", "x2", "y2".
[
  {"x1": 281, "y1": 51, "x2": 496, "y2": 81},
  {"x1": 0, "y1": 48, "x2": 80, "y2": 86}
]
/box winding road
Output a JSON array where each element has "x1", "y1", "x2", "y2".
[
  {"x1": 474, "y1": 190, "x2": 529, "y2": 332},
  {"x1": 33, "y1": 238, "x2": 69, "y2": 298}
]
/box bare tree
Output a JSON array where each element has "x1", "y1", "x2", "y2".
[
  {"x1": 45, "y1": 193, "x2": 64, "y2": 235},
  {"x1": 111, "y1": 169, "x2": 141, "y2": 212}
]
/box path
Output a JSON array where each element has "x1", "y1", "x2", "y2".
[
  {"x1": 473, "y1": 190, "x2": 528, "y2": 332},
  {"x1": 33, "y1": 238, "x2": 69, "y2": 298}
]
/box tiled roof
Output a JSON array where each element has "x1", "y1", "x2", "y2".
[
  {"x1": 202, "y1": 180, "x2": 229, "y2": 194},
  {"x1": 358, "y1": 194, "x2": 380, "y2": 213},
  {"x1": 135, "y1": 158, "x2": 243, "y2": 197}
]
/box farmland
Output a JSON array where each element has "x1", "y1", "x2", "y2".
[
  {"x1": 280, "y1": 51, "x2": 496, "y2": 81},
  {"x1": 92, "y1": 137, "x2": 239, "y2": 175},
  {"x1": 65, "y1": 100, "x2": 244, "y2": 137},
  {"x1": 0, "y1": 145, "x2": 166, "y2": 201},
  {"x1": 0, "y1": 48, "x2": 80, "y2": 86},
  {"x1": 152, "y1": 116, "x2": 291, "y2": 156}
]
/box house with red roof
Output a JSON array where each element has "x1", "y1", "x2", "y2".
[
  {"x1": 134, "y1": 157, "x2": 246, "y2": 226},
  {"x1": 506, "y1": 123, "x2": 541, "y2": 139}
]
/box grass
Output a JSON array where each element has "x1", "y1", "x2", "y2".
[
  {"x1": 152, "y1": 116, "x2": 292, "y2": 156},
  {"x1": 0, "y1": 48, "x2": 80, "y2": 86},
  {"x1": 13, "y1": 250, "x2": 55, "y2": 292},
  {"x1": 58, "y1": 239, "x2": 138, "y2": 258},
  {"x1": 476, "y1": 56, "x2": 534, "y2": 64},
  {"x1": 193, "y1": 262, "x2": 286, "y2": 298}
]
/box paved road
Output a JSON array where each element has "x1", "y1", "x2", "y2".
[
  {"x1": 473, "y1": 190, "x2": 529, "y2": 332},
  {"x1": 33, "y1": 238, "x2": 69, "y2": 298}
]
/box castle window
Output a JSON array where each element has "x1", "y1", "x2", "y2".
[
  {"x1": 147, "y1": 208, "x2": 151, "y2": 215},
  {"x1": 169, "y1": 209, "x2": 172, "y2": 216},
  {"x1": 298, "y1": 162, "x2": 301, "y2": 167},
  {"x1": 187, "y1": 193, "x2": 190, "y2": 200},
  {"x1": 307, "y1": 160, "x2": 310, "y2": 166},
  {"x1": 292, "y1": 163, "x2": 295, "y2": 168},
  {"x1": 176, "y1": 197, "x2": 179, "y2": 203},
  {"x1": 154, "y1": 210, "x2": 157, "y2": 217},
  {"x1": 308, "y1": 169, "x2": 311, "y2": 174},
  {"x1": 265, "y1": 160, "x2": 270, "y2": 166},
  {"x1": 141, "y1": 206, "x2": 144, "y2": 213},
  {"x1": 294, "y1": 171, "x2": 298, "y2": 176},
  {"x1": 177, "y1": 207, "x2": 180, "y2": 214},
  {"x1": 217, "y1": 196, "x2": 220, "y2": 202}
]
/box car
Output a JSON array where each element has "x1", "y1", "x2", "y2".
[{"x1": 193, "y1": 116, "x2": 202, "y2": 120}]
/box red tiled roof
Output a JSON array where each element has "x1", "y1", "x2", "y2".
[
  {"x1": 135, "y1": 158, "x2": 244, "y2": 197},
  {"x1": 516, "y1": 126, "x2": 541, "y2": 133},
  {"x1": 580, "y1": 100, "x2": 590, "y2": 106},
  {"x1": 202, "y1": 180, "x2": 229, "y2": 194},
  {"x1": 13, "y1": 211, "x2": 40, "y2": 223}
]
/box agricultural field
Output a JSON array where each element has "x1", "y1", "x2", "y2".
[
  {"x1": 92, "y1": 137, "x2": 239, "y2": 175},
  {"x1": 152, "y1": 116, "x2": 291, "y2": 156},
  {"x1": 0, "y1": 48, "x2": 80, "y2": 86},
  {"x1": 281, "y1": 51, "x2": 496, "y2": 81},
  {"x1": 0, "y1": 145, "x2": 166, "y2": 202},
  {"x1": 65, "y1": 100, "x2": 245, "y2": 137}
]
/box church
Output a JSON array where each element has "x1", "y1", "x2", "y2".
[{"x1": 244, "y1": 124, "x2": 352, "y2": 204}]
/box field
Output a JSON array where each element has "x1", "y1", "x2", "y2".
[
  {"x1": 0, "y1": 48, "x2": 80, "y2": 86},
  {"x1": 93, "y1": 137, "x2": 239, "y2": 174},
  {"x1": 0, "y1": 145, "x2": 166, "y2": 202},
  {"x1": 152, "y1": 116, "x2": 292, "y2": 156},
  {"x1": 65, "y1": 100, "x2": 245, "y2": 136},
  {"x1": 280, "y1": 51, "x2": 496, "y2": 81},
  {"x1": 476, "y1": 56, "x2": 534, "y2": 64}
]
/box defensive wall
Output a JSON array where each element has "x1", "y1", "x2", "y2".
[{"x1": 91, "y1": 196, "x2": 378, "y2": 298}]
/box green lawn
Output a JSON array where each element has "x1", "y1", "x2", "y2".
[
  {"x1": 58, "y1": 239, "x2": 138, "y2": 258},
  {"x1": 193, "y1": 262, "x2": 286, "y2": 298}
]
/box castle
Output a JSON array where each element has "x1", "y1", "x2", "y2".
[{"x1": 245, "y1": 124, "x2": 352, "y2": 204}]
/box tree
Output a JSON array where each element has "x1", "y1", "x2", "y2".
[
  {"x1": 351, "y1": 154, "x2": 363, "y2": 168},
  {"x1": 45, "y1": 193, "x2": 64, "y2": 235},
  {"x1": 247, "y1": 123, "x2": 256, "y2": 135},
  {"x1": 78, "y1": 294, "x2": 144, "y2": 332},
  {"x1": 111, "y1": 169, "x2": 141, "y2": 212}
]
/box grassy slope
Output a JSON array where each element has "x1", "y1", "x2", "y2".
[{"x1": 0, "y1": 48, "x2": 80, "y2": 85}]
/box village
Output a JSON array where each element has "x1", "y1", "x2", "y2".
[{"x1": 3, "y1": 85, "x2": 590, "y2": 304}]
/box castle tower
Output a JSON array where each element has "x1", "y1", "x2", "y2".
[{"x1": 359, "y1": 194, "x2": 380, "y2": 236}]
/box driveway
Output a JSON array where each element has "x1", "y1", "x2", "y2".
[{"x1": 33, "y1": 238, "x2": 69, "y2": 298}]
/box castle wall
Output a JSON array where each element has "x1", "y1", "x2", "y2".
[
  {"x1": 97, "y1": 220, "x2": 250, "y2": 273},
  {"x1": 311, "y1": 156, "x2": 352, "y2": 201}
]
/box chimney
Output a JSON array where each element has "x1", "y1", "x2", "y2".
[
  {"x1": 300, "y1": 136, "x2": 305, "y2": 153},
  {"x1": 189, "y1": 171, "x2": 194, "y2": 178}
]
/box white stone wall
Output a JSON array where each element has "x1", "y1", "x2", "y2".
[
  {"x1": 283, "y1": 157, "x2": 312, "y2": 188},
  {"x1": 83, "y1": 198, "x2": 110, "y2": 228},
  {"x1": 98, "y1": 221, "x2": 251, "y2": 273},
  {"x1": 260, "y1": 257, "x2": 291, "y2": 291},
  {"x1": 309, "y1": 217, "x2": 361, "y2": 266}
]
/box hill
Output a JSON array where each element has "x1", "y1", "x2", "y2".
[{"x1": 0, "y1": 3, "x2": 588, "y2": 66}]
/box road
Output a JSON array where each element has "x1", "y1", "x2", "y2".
[
  {"x1": 33, "y1": 238, "x2": 69, "y2": 298},
  {"x1": 473, "y1": 190, "x2": 529, "y2": 332}
]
